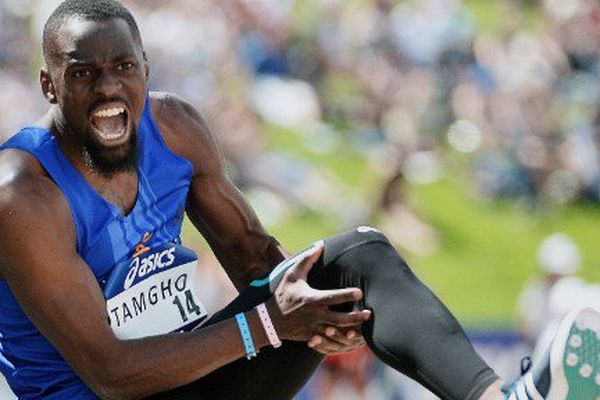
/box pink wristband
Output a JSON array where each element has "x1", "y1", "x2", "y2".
[{"x1": 256, "y1": 303, "x2": 282, "y2": 348}]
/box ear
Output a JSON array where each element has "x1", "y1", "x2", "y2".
[{"x1": 40, "y1": 68, "x2": 57, "y2": 104}]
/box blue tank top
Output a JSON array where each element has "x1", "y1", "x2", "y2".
[{"x1": 0, "y1": 95, "x2": 194, "y2": 399}]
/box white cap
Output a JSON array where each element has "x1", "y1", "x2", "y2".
[{"x1": 537, "y1": 233, "x2": 581, "y2": 275}]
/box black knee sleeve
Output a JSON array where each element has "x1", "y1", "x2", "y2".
[{"x1": 309, "y1": 227, "x2": 498, "y2": 400}]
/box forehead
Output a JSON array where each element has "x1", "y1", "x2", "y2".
[{"x1": 53, "y1": 17, "x2": 141, "y2": 64}]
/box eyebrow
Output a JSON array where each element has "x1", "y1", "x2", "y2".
[
  {"x1": 66, "y1": 59, "x2": 91, "y2": 67},
  {"x1": 65, "y1": 53, "x2": 137, "y2": 67}
]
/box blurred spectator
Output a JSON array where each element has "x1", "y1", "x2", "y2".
[
  {"x1": 2, "y1": 0, "x2": 600, "y2": 208},
  {"x1": 516, "y1": 233, "x2": 586, "y2": 362},
  {"x1": 310, "y1": 348, "x2": 374, "y2": 400},
  {"x1": 375, "y1": 169, "x2": 440, "y2": 256}
]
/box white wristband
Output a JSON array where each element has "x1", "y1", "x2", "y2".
[{"x1": 256, "y1": 303, "x2": 282, "y2": 348}]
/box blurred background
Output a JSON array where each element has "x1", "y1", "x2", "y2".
[{"x1": 1, "y1": 0, "x2": 600, "y2": 398}]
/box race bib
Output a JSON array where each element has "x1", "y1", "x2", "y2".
[{"x1": 103, "y1": 243, "x2": 208, "y2": 339}]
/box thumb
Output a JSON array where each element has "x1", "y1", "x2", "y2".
[{"x1": 294, "y1": 243, "x2": 324, "y2": 278}]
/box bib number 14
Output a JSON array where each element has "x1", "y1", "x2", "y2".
[{"x1": 172, "y1": 289, "x2": 202, "y2": 322}]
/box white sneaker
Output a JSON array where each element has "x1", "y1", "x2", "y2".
[{"x1": 505, "y1": 306, "x2": 600, "y2": 400}]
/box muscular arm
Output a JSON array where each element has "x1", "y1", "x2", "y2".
[
  {"x1": 0, "y1": 150, "x2": 272, "y2": 399},
  {"x1": 151, "y1": 93, "x2": 369, "y2": 354},
  {"x1": 0, "y1": 148, "x2": 366, "y2": 399},
  {"x1": 151, "y1": 92, "x2": 288, "y2": 291}
]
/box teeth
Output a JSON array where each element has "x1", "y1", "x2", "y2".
[
  {"x1": 94, "y1": 107, "x2": 125, "y2": 118},
  {"x1": 104, "y1": 132, "x2": 123, "y2": 140}
]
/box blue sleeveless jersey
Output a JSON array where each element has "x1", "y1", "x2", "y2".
[{"x1": 0, "y1": 95, "x2": 193, "y2": 399}]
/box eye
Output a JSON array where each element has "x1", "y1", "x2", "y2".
[
  {"x1": 117, "y1": 62, "x2": 135, "y2": 71},
  {"x1": 73, "y1": 69, "x2": 92, "y2": 78}
]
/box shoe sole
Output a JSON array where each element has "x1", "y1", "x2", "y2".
[{"x1": 547, "y1": 306, "x2": 600, "y2": 400}]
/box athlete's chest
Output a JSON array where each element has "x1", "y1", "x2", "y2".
[
  {"x1": 90, "y1": 172, "x2": 139, "y2": 215},
  {"x1": 78, "y1": 169, "x2": 191, "y2": 283}
]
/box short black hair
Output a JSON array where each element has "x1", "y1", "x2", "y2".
[{"x1": 43, "y1": 0, "x2": 142, "y2": 64}]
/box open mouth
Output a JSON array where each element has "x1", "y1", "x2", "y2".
[{"x1": 90, "y1": 104, "x2": 130, "y2": 146}]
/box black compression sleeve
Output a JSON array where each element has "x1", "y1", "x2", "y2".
[{"x1": 307, "y1": 229, "x2": 499, "y2": 400}]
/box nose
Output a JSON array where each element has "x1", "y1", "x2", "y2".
[{"x1": 94, "y1": 69, "x2": 122, "y2": 98}]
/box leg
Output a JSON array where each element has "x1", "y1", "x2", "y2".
[
  {"x1": 301, "y1": 228, "x2": 499, "y2": 400},
  {"x1": 151, "y1": 227, "x2": 499, "y2": 400},
  {"x1": 309, "y1": 229, "x2": 600, "y2": 400},
  {"x1": 150, "y1": 228, "x2": 599, "y2": 400}
]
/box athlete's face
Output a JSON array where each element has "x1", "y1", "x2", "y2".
[{"x1": 41, "y1": 17, "x2": 148, "y2": 175}]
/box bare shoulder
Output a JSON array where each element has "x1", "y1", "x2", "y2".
[
  {"x1": 149, "y1": 91, "x2": 224, "y2": 176},
  {"x1": 0, "y1": 149, "x2": 65, "y2": 211},
  {"x1": 0, "y1": 149, "x2": 75, "y2": 275}
]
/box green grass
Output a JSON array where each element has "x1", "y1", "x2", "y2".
[
  {"x1": 261, "y1": 124, "x2": 373, "y2": 190},
  {"x1": 408, "y1": 176, "x2": 600, "y2": 326}
]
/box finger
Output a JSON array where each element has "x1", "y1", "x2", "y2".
[
  {"x1": 307, "y1": 335, "x2": 322, "y2": 348},
  {"x1": 314, "y1": 287, "x2": 363, "y2": 306},
  {"x1": 324, "y1": 326, "x2": 337, "y2": 337},
  {"x1": 323, "y1": 327, "x2": 364, "y2": 347},
  {"x1": 321, "y1": 309, "x2": 372, "y2": 327},
  {"x1": 346, "y1": 329, "x2": 366, "y2": 347},
  {"x1": 307, "y1": 335, "x2": 350, "y2": 355},
  {"x1": 346, "y1": 329, "x2": 364, "y2": 340},
  {"x1": 293, "y1": 244, "x2": 324, "y2": 278}
]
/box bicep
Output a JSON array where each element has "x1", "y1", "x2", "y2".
[
  {"x1": 186, "y1": 172, "x2": 261, "y2": 244},
  {"x1": 152, "y1": 93, "x2": 286, "y2": 287},
  {"x1": 151, "y1": 91, "x2": 258, "y2": 233}
]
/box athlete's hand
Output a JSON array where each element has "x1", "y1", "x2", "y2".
[
  {"x1": 307, "y1": 326, "x2": 367, "y2": 355},
  {"x1": 266, "y1": 245, "x2": 371, "y2": 348}
]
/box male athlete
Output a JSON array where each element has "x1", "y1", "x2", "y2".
[{"x1": 0, "y1": 1, "x2": 598, "y2": 399}]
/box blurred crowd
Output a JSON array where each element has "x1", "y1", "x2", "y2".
[
  {"x1": 517, "y1": 232, "x2": 600, "y2": 362},
  {"x1": 3, "y1": 0, "x2": 600, "y2": 207},
  {"x1": 1, "y1": 0, "x2": 600, "y2": 399},
  {"x1": 2, "y1": 0, "x2": 600, "y2": 251}
]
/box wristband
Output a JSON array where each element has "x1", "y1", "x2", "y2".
[
  {"x1": 256, "y1": 303, "x2": 282, "y2": 348},
  {"x1": 235, "y1": 312, "x2": 257, "y2": 359}
]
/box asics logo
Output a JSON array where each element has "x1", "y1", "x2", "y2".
[{"x1": 124, "y1": 247, "x2": 176, "y2": 290}]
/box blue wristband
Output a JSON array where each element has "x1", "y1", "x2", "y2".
[{"x1": 235, "y1": 312, "x2": 257, "y2": 359}]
